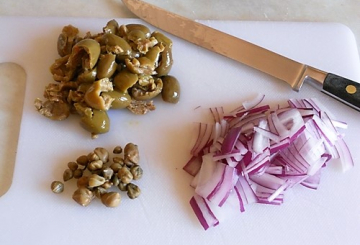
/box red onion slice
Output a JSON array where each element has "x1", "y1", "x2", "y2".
[
  {"x1": 221, "y1": 126, "x2": 242, "y2": 154},
  {"x1": 190, "y1": 194, "x2": 219, "y2": 230},
  {"x1": 185, "y1": 96, "x2": 353, "y2": 230}
]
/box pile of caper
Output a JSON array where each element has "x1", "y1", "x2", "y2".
[
  {"x1": 35, "y1": 19, "x2": 181, "y2": 138},
  {"x1": 50, "y1": 143, "x2": 143, "y2": 208}
]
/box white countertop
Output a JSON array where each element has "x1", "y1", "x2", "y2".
[{"x1": 0, "y1": 0, "x2": 359, "y2": 194}]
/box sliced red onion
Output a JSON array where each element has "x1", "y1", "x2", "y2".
[
  {"x1": 190, "y1": 123, "x2": 213, "y2": 156},
  {"x1": 185, "y1": 96, "x2": 353, "y2": 230},
  {"x1": 210, "y1": 107, "x2": 224, "y2": 123},
  {"x1": 221, "y1": 126, "x2": 242, "y2": 154},
  {"x1": 255, "y1": 185, "x2": 284, "y2": 205},
  {"x1": 242, "y1": 93, "x2": 265, "y2": 110},
  {"x1": 252, "y1": 119, "x2": 271, "y2": 153},
  {"x1": 300, "y1": 170, "x2": 321, "y2": 189},
  {"x1": 195, "y1": 154, "x2": 238, "y2": 207},
  {"x1": 183, "y1": 156, "x2": 202, "y2": 176},
  {"x1": 235, "y1": 175, "x2": 258, "y2": 205},
  {"x1": 190, "y1": 194, "x2": 219, "y2": 230},
  {"x1": 335, "y1": 137, "x2": 354, "y2": 172}
]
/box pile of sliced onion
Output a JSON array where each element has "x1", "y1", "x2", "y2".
[{"x1": 183, "y1": 95, "x2": 353, "y2": 230}]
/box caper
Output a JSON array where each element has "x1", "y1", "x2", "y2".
[
  {"x1": 161, "y1": 75, "x2": 180, "y2": 104},
  {"x1": 72, "y1": 188, "x2": 94, "y2": 207},
  {"x1": 87, "y1": 151, "x2": 100, "y2": 162},
  {"x1": 113, "y1": 156, "x2": 124, "y2": 165},
  {"x1": 130, "y1": 165, "x2": 143, "y2": 180},
  {"x1": 124, "y1": 143, "x2": 140, "y2": 165},
  {"x1": 111, "y1": 174, "x2": 120, "y2": 186},
  {"x1": 110, "y1": 162, "x2": 123, "y2": 173},
  {"x1": 118, "y1": 182, "x2": 127, "y2": 192},
  {"x1": 126, "y1": 183, "x2": 141, "y2": 199},
  {"x1": 77, "y1": 176, "x2": 89, "y2": 188},
  {"x1": 101, "y1": 192, "x2": 121, "y2": 208},
  {"x1": 88, "y1": 174, "x2": 106, "y2": 188},
  {"x1": 67, "y1": 161, "x2": 78, "y2": 171},
  {"x1": 73, "y1": 169, "x2": 84, "y2": 179},
  {"x1": 102, "y1": 167, "x2": 114, "y2": 180},
  {"x1": 117, "y1": 166, "x2": 133, "y2": 184},
  {"x1": 94, "y1": 187, "x2": 107, "y2": 199},
  {"x1": 102, "y1": 90, "x2": 131, "y2": 109},
  {"x1": 101, "y1": 181, "x2": 113, "y2": 190},
  {"x1": 88, "y1": 160, "x2": 103, "y2": 171},
  {"x1": 113, "y1": 146, "x2": 123, "y2": 154},
  {"x1": 63, "y1": 169, "x2": 73, "y2": 182},
  {"x1": 76, "y1": 155, "x2": 89, "y2": 166},
  {"x1": 94, "y1": 147, "x2": 110, "y2": 163},
  {"x1": 96, "y1": 53, "x2": 118, "y2": 79},
  {"x1": 80, "y1": 109, "x2": 110, "y2": 136},
  {"x1": 51, "y1": 181, "x2": 64, "y2": 194}
]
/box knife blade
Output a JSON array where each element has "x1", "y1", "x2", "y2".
[{"x1": 122, "y1": 0, "x2": 360, "y2": 111}]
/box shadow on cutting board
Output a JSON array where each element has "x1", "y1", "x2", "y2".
[{"x1": 0, "y1": 62, "x2": 26, "y2": 197}]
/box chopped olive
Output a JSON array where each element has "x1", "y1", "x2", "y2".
[{"x1": 36, "y1": 19, "x2": 180, "y2": 138}]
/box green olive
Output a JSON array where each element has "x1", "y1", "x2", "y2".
[
  {"x1": 113, "y1": 69, "x2": 138, "y2": 93},
  {"x1": 80, "y1": 109, "x2": 110, "y2": 135},
  {"x1": 143, "y1": 44, "x2": 164, "y2": 67},
  {"x1": 96, "y1": 54, "x2": 118, "y2": 79},
  {"x1": 152, "y1": 32, "x2": 173, "y2": 76},
  {"x1": 50, "y1": 55, "x2": 75, "y2": 82},
  {"x1": 57, "y1": 25, "x2": 79, "y2": 57},
  {"x1": 68, "y1": 39, "x2": 101, "y2": 70},
  {"x1": 161, "y1": 75, "x2": 180, "y2": 104},
  {"x1": 102, "y1": 33, "x2": 132, "y2": 56},
  {"x1": 102, "y1": 90, "x2": 131, "y2": 109},
  {"x1": 84, "y1": 78, "x2": 114, "y2": 110},
  {"x1": 77, "y1": 67, "x2": 97, "y2": 83},
  {"x1": 151, "y1": 31, "x2": 173, "y2": 48},
  {"x1": 103, "y1": 19, "x2": 119, "y2": 35},
  {"x1": 77, "y1": 82, "x2": 93, "y2": 93},
  {"x1": 131, "y1": 78, "x2": 163, "y2": 101},
  {"x1": 120, "y1": 24, "x2": 151, "y2": 38},
  {"x1": 126, "y1": 44, "x2": 164, "y2": 75},
  {"x1": 156, "y1": 46, "x2": 173, "y2": 76}
]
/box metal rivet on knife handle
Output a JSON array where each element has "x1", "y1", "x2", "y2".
[{"x1": 346, "y1": 85, "x2": 357, "y2": 94}]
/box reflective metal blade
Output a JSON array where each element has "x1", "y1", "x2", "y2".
[{"x1": 122, "y1": 0, "x2": 322, "y2": 91}]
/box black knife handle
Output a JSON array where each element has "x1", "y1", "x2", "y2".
[{"x1": 323, "y1": 73, "x2": 360, "y2": 111}]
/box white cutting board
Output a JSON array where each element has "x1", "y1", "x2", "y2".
[{"x1": 0, "y1": 17, "x2": 359, "y2": 245}]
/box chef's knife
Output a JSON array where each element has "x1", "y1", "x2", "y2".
[{"x1": 122, "y1": 0, "x2": 360, "y2": 111}]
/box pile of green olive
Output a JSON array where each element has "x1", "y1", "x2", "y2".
[{"x1": 35, "y1": 19, "x2": 180, "y2": 138}]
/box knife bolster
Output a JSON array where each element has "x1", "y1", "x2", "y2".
[{"x1": 298, "y1": 66, "x2": 327, "y2": 91}]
